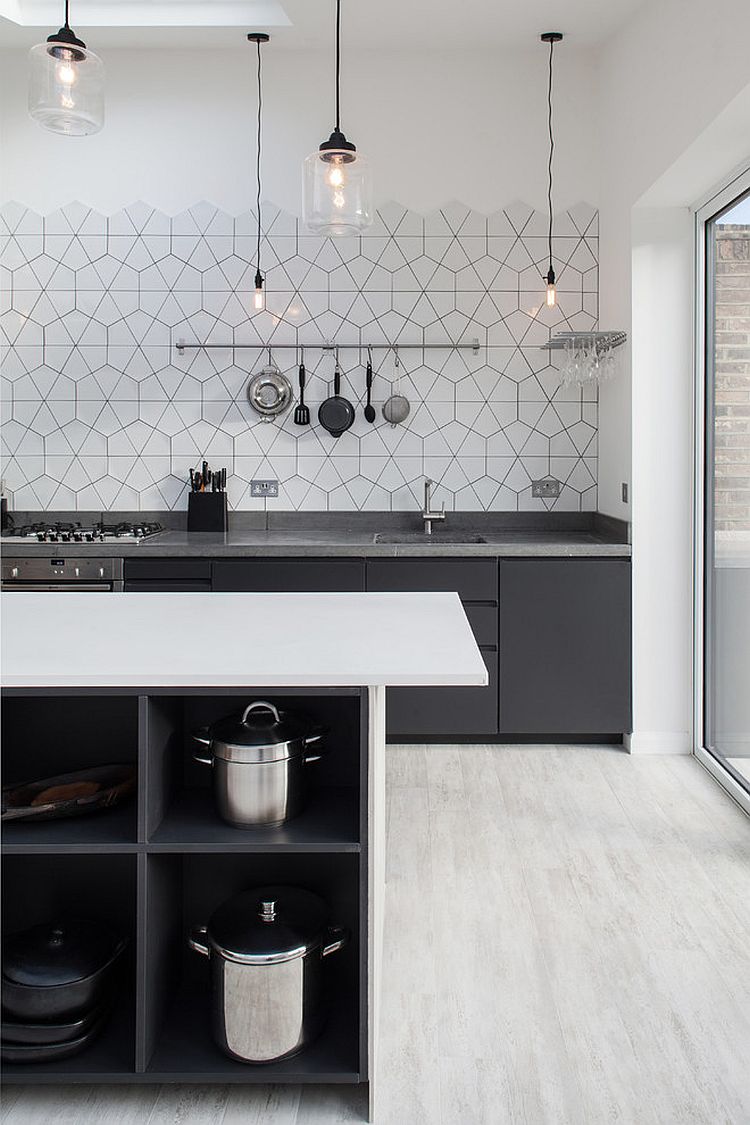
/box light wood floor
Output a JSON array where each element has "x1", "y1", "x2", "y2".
[{"x1": 3, "y1": 745, "x2": 750, "y2": 1125}]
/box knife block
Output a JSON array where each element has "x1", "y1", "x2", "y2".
[{"x1": 187, "y1": 492, "x2": 228, "y2": 533}]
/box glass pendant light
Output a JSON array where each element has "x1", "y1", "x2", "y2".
[
  {"x1": 541, "y1": 32, "x2": 563, "y2": 307},
  {"x1": 28, "y1": 0, "x2": 104, "y2": 136},
  {"x1": 303, "y1": 0, "x2": 372, "y2": 236},
  {"x1": 248, "y1": 33, "x2": 269, "y2": 311}
]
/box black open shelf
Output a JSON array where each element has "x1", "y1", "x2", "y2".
[
  {"x1": 149, "y1": 787, "x2": 359, "y2": 853},
  {"x1": 1, "y1": 802, "x2": 137, "y2": 853},
  {"x1": 1, "y1": 693, "x2": 139, "y2": 851},
  {"x1": 1, "y1": 688, "x2": 369, "y2": 1090},
  {"x1": 146, "y1": 979, "x2": 360, "y2": 1083}
]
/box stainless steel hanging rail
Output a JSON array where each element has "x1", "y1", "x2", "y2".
[{"x1": 175, "y1": 338, "x2": 481, "y2": 356}]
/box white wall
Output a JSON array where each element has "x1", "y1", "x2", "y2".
[
  {"x1": 596, "y1": 0, "x2": 750, "y2": 521},
  {"x1": 596, "y1": 0, "x2": 750, "y2": 752},
  {"x1": 0, "y1": 45, "x2": 599, "y2": 216}
]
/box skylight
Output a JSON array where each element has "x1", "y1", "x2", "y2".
[{"x1": 0, "y1": 0, "x2": 290, "y2": 28}]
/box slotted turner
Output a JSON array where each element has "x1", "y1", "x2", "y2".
[{"x1": 294, "y1": 349, "x2": 310, "y2": 426}]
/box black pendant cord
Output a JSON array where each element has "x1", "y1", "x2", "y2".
[
  {"x1": 64, "y1": 0, "x2": 70, "y2": 29},
  {"x1": 255, "y1": 37, "x2": 263, "y2": 285},
  {"x1": 546, "y1": 35, "x2": 555, "y2": 278},
  {"x1": 335, "y1": 0, "x2": 341, "y2": 132}
]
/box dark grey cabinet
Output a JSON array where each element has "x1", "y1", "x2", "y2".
[
  {"x1": 498, "y1": 559, "x2": 632, "y2": 735},
  {"x1": 120, "y1": 553, "x2": 631, "y2": 740},
  {"x1": 212, "y1": 559, "x2": 364, "y2": 593},
  {"x1": 366, "y1": 558, "x2": 499, "y2": 738},
  {"x1": 124, "y1": 559, "x2": 211, "y2": 592}
]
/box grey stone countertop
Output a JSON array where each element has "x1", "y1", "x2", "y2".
[{"x1": 3, "y1": 512, "x2": 631, "y2": 558}]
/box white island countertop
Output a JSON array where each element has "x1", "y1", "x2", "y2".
[{"x1": 0, "y1": 591, "x2": 488, "y2": 689}]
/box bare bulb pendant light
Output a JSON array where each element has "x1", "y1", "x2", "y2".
[
  {"x1": 303, "y1": 0, "x2": 372, "y2": 235},
  {"x1": 28, "y1": 0, "x2": 104, "y2": 135},
  {"x1": 248, "y1": 33, "x2": 269, "y2": 311},
  {"x1": 541, "y1": 32, "x2": 563, "y2": 308}
]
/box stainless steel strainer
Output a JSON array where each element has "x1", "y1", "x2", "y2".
[{"x1": 382, "y1": 345, "x2": 410, "y2": 426}]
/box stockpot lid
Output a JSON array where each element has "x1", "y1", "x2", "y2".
[
  {"x1": 2, "y1": 918, "x2": 125, "y2": 988},
  {"x1": 207, "y1": 701, "x2": 320, "y2": 764},
  {"x1": 205, "y1": 886, "x2": 329, "y2": 964}
]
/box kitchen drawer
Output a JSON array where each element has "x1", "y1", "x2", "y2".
[
  {"x1": 125, "y1": 581, "x2": 211, "y2": 592},
  {"x1": 366, "y1": 558, "x2": 497, "y2": 603},
  {"x1": 464, "y1": 604, "x2": 498, "y2": 648},
  {"x1": 212, "y1": 558, "x2": 365, "y2": 593},
  {"x1": 124, "y1": 559, "x2": 211, "y2": 589},
  {"x1": 386, "y1": 649, "x2": 497, "y2": 737}
]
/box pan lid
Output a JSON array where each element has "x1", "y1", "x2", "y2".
[
  {"x1": 207, "y1": 701, "x2": 320, "y2": 763},
  {"x1": 2, "y1": 918, "x2": 125, "y2": 988},
  {"x1": 206, "y1": 885, "x2": 329, "y2": 964}
]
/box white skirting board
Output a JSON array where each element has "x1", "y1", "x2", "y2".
[{"x1": 624, "y1": 731, "x2": 692, "y2": 754}]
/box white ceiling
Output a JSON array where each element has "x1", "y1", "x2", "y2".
[{"x1": 0, "y1": 0, "x2": 650, "y2": 50}]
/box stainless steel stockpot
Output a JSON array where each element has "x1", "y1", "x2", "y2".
[
  {"x1": 192, "y1": 701, "x2": 324, "y2": 829},
  {"x1": 188, "y1": 885, "x2": 347, "y2": 1063}
]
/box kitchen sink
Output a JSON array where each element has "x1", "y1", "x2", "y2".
[{"x1": 374, "y1": 532, "x2": 487, "y2": 544}]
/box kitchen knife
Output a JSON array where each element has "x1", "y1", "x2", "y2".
[
  {"x1": 221, "y1": 468, "x2": 227, "y2": 492},
  {"x1": 190, "y1": 468, "x2": 195, "y2": 491},
  {"x1": 202, "y1": 461, "x2": 208, "y2": 490}
]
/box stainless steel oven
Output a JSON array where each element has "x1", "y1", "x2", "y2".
[{"x1": 1, "y1": 557, "x2": 123, "y2": 591}]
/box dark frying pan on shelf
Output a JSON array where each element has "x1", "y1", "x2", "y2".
[
  {"x1": 318, "y1": 349, "x2": 354, "y2": 438},
  {"x1": 1, "y1": 764, "x2": 136, "y2": 822}
]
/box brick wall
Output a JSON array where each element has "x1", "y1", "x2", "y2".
[{"x1": 715, "y1": 225, "x2": 750, "y2": 532}]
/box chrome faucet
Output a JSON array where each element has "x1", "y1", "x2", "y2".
[{"x1": 422, "y1": 478, "x2": 446, "y2": 535}]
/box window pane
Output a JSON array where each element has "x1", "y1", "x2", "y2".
[{"x1": 706, "y1": 189, "x2": 750, "y2": 790}]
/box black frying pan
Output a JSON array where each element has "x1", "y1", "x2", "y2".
[{"x1": 318, "y1": 353, "x2": 355, "y2": 438}]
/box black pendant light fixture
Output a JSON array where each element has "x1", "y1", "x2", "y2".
[
  {"x1": 28, "y1": 0, "x2": 104, "y2": 136},
  {"x1": 302, "y1": 0, "x2": 372, "y2": 235},
  {"x1": 248, "y1": 33, "x2": 269, "y2": 311},
  {"x1": 541, "y1": 32, "x2": 563, "y2": 308}
]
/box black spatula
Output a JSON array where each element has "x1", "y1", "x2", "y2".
[{"x1": 294, "y1": 352, "x2": 310, "y2": 426}]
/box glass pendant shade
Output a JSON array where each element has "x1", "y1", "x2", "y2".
[
  {"x1": 303, "y1": 146, "x2": 372, "y2": 236},
  {"x1": 28, "y1": 37, "x2": 104, "y2": 136}
]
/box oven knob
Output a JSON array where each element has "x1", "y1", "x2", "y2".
[
  {"x1": 99, "y1": 567, "x2": 105, "y2": 578},
  {"x1": 11, "y1": 567, "x2": 18, "y2": 578},
  {"x1": 75, "y1": 567, "x2": 80, "y2": 577}
]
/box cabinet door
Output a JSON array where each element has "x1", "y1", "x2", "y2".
[
  {"x1": 367, "y1": 559, "x2": 498, "y2": 738},
  {"x1": 212, "y1": 558, "x2": 365, "y2": 592},
  {"x1": 124, "y1": 559, "x2": 211, "y2": 592},
  {"x1": 366, "y1": 558, "x2": 497, "y2": 602},
  {"x1": 499, "y1": 559, "x2": 631, "y2": 734},
  {"x1": 387, "y1": 650, "x2": 497, "y2": 737}
]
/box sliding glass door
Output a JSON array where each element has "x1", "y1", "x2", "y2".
[{"x1": 702, "y1": 180, "x2": 750, "y2": 805}]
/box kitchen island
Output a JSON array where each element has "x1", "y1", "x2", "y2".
[{"x1": 0, "y1": 591, "x2": 486, "y2": 1121}]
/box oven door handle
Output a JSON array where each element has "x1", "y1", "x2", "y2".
[{"x1": 1, "y1": 582, "x2": 115, "y2": 591}]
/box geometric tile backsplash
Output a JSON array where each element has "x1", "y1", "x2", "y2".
[{"x1": 0, "y1": 199, "x2": 599, "y2": 512}]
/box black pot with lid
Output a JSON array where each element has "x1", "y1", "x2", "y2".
[{"x1": 2, "y1": 917, "x2": 127, "y2": 1022}]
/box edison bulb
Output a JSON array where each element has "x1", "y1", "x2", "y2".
[
  {"x1": 56, "y1": 60, "x2": 77, "y2": 85},
  {"x1": 546, "y1": 282, "x2": 557, "y2": 308},
  {"x1": 327, "y1": 162, "x2": 345, "y2": 188},
  {"x1": 254, "y1": 287, "x2": 264, "y2": 311},
  {"x1": 333, "y1": 191, "x2": 346, "y2": 210}
]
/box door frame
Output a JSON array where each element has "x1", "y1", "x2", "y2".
[{"x1": 693, "y1": 162, "x2": 750, "y2": 815}]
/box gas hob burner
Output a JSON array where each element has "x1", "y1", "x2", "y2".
[{"x1": 2, "y1": 521, "x2": 164, "y2": 545}]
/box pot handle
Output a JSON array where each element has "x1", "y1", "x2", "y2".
[
  {"x1": 242, "y1": 701, "x2": 281, "y2": 724},
  {"x1": 188, "y1": 925, "x2": 210, "y2": 957},
  {"x1": 321, "y1": 926, "x2": 349, "y2": 958},
  {"x1": 191, "y1": 728, "x2": 213, "y2": 766}
]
